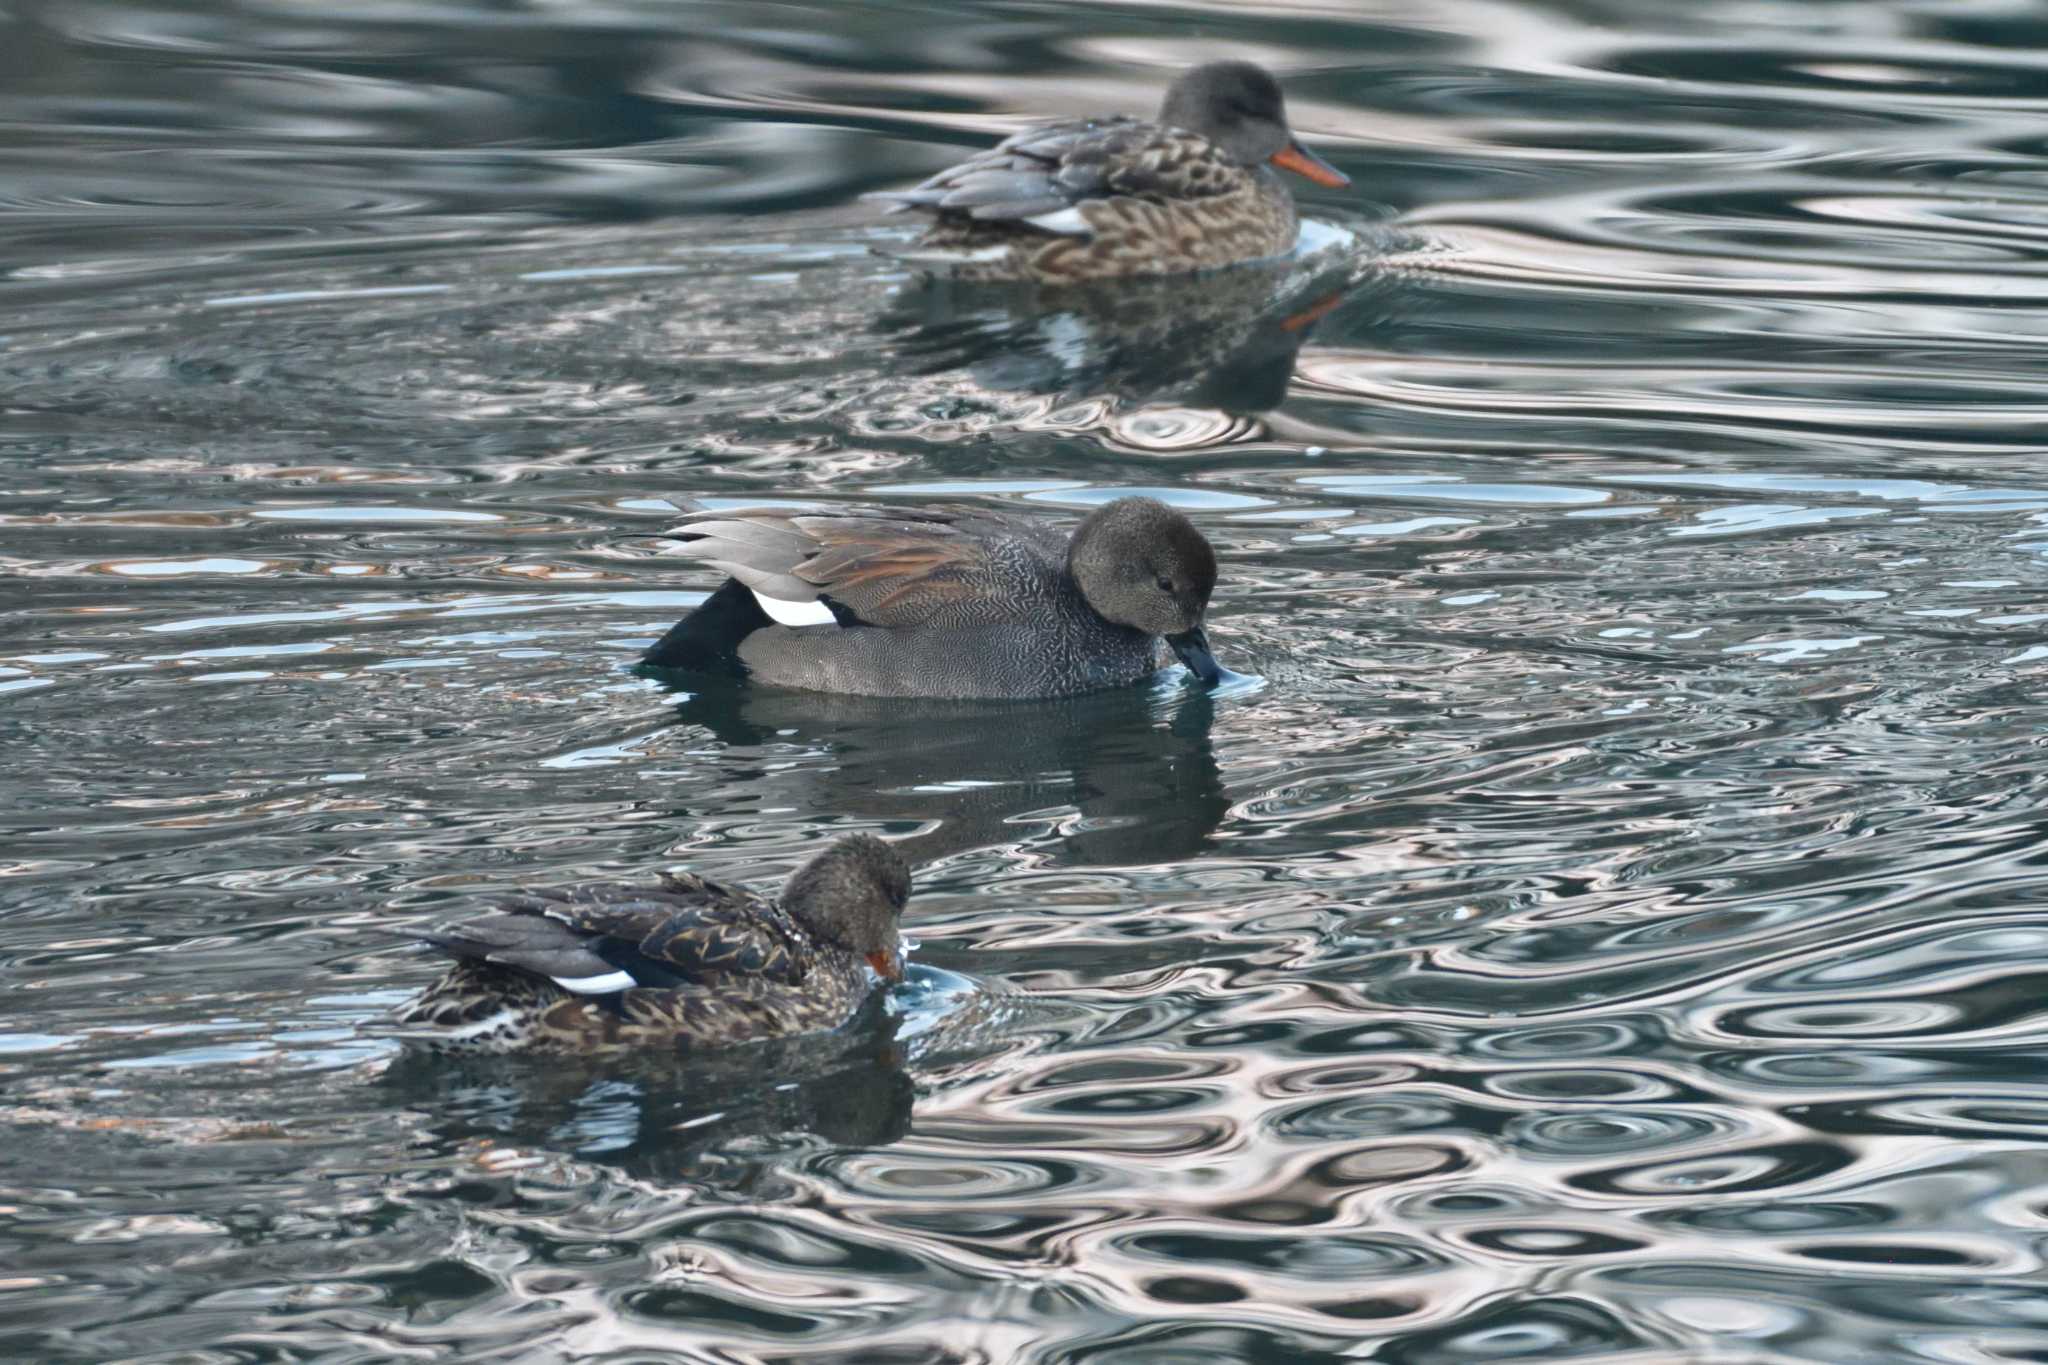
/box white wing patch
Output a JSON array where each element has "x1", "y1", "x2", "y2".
[
  {"x1": 886, "y1": 244, "x2": 1015, "y2": 266},
  {"x1": 1024, "y1": 207, "x2": 1093, "y2": 236},
  {"x1": 753, "y1": 590, "x2": 838, "y2": 627},
  {"x1": 440, "y1": 1007, "x2": 521, "y2": 1041},
  {"x1": 549, "y1": 970, "x2": 636, "y2": 995}
]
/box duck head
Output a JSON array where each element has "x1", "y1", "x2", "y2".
[
  {"x1": 782, "y1": 833, "x2": 911, "y2": 981},
  {"x1": 1068, "y1": 497, "x2": 1223, "y2": 686},
  {"x1": 1159, "y1": 60, "x2": 1350, "y2": 190}
]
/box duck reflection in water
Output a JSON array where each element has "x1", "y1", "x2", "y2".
[
  {"x1": 876, "y1": 252, "x2": 1360, "y2": 414},
  {"x1": 379, "y1": 1008, "x2": 917, "y2": 1184},
  {"x1": 657, "y1": 677, "x2": 1229, "y2": 867}
]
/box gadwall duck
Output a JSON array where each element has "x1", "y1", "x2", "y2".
[
  {"x1": 386, "y1": 835, "x2": 909, "y2": 1054},
  {"x1": 874, "y1": 60, "x2": 1349, "y2": 282},
  {"x1": 640, "y1": 496, "x2": 1223, "y2": 698}
]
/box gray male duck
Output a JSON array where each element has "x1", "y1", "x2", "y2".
[
  {"x1": 385, "y1": 835, "x2": 909, "y2": 1054},
  {"x1": 640, "y1": 496, "x2": 1224, "y2": 699}
]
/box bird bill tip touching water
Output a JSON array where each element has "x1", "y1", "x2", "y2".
[{"x1": 1168, "y1": 625, "x2": 1223, "y2": 686}]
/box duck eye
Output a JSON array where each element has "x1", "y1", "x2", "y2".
[{"x1": 1155, "y1": 575, "x2": 1175, "y2": 594}]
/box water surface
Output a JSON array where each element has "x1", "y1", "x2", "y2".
[{"x1": 7, "y1": 0, "x2": 2048, "y2": 1359}]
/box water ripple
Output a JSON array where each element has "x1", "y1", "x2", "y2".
[{"x1": 11, "y1": 0, "x2": 2048, "y2": 1359}]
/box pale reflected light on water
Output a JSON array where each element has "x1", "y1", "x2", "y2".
[{"x1": 7, "y1": 0, "x2": 2048, "y2": 1359}]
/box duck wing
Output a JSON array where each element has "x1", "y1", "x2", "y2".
[
  {"x1": 872, "y1": 118, "x2": 1239, "y2": 232},
  {"x1": 668, "y1": 504, "x2": 1054, "y2": 628},
  {"x1": 422, "y1": 875, "x2": 807, "y2": 995}
]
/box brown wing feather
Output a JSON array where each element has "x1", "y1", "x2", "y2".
[
  {"x1": 672, "y1": 504, "x2": 1061, "y2": 628},
  {"x1": 782, "y1": 508, "x2": 1024, "y2": 626},
  {"x1": 797, "y1": 536, "x2": 984, "y2": 617}
]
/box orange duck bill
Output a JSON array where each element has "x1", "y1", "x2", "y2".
[
  {"x1": 867, "y1": 948, "x2": 905, "y2": 982},
  {"x1": 1270, "y1": 140, "x2": 1350, "y2": 189}
]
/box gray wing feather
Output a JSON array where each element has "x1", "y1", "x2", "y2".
[
  {"x1": 935, "y1": 168, "x2": 1064, "y2": 210},
  {"x1": 869, "y1": 117, "x2": 1146, "y2": 228},
  {"x1": 971, "y1": 196, "x2": 1068, "y2": 220},
  {"x1": 422, "y1": 913, "x2": 617, "y2": 982},
  {"x1": 872, "y1": 158, "x2": 1067, "y2": 224},
  {"x1": 671, "y1": 515, "x2": 826, "y2": 604}
]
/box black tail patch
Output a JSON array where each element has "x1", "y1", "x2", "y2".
[{"x1": 641, "y1": 577, "x2": 769, "y2": 674}]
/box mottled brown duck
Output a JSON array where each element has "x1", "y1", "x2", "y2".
[
  {"x1": 873, "y1": 60, "x2": 1350, "y2": 282},
  {"x1": 385, "y1": 834, "x2": 910, "y2": 1054}
]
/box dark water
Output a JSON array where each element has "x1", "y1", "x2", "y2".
[{"x1": 8, "y1": 0, "x2": 2048, "y2": 1359}]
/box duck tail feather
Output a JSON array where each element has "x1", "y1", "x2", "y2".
[{"x1": 642, "y1": 576, "x2": 771, "y2": 673}]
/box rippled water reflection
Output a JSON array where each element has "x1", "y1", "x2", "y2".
[{"x1": 8, "y1": 0, "x2": 2048, "y2": 1359}]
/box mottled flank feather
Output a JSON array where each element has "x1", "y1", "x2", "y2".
[{"x1": 388, "y1": 961, "x2": 553, "y2": 1051}]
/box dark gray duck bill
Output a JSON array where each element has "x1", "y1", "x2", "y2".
[{"x1": 1168, "y1": 626, "x2": 1222, "y2": 686}]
